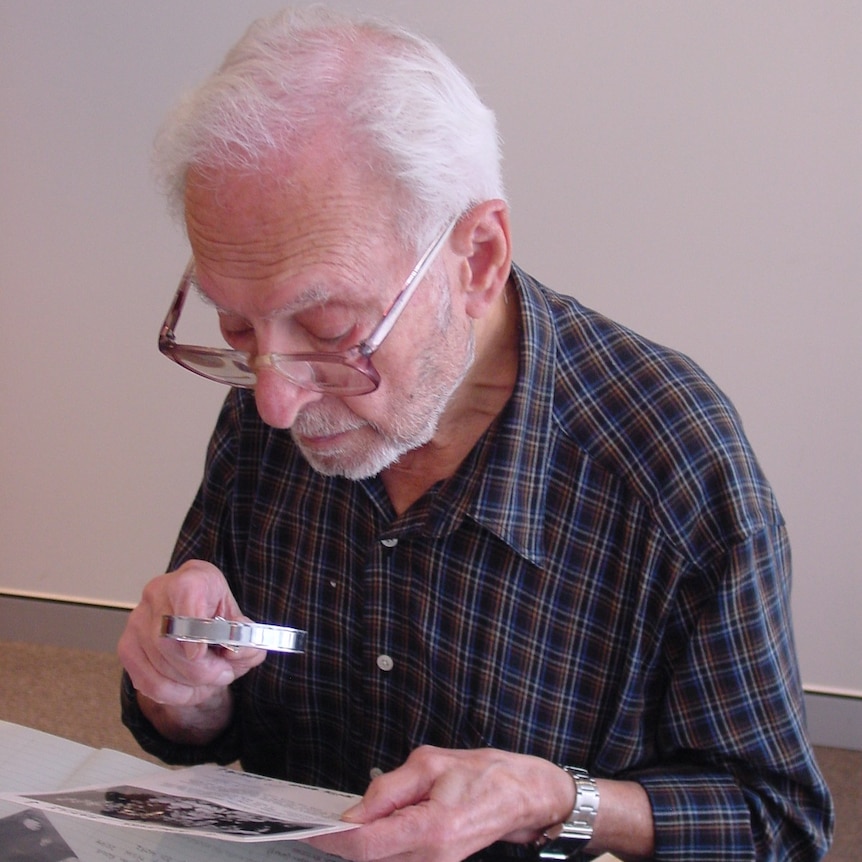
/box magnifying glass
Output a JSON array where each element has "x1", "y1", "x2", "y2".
[{"x1": 161, "y1": 615, "x2": 306, "y2": 653}]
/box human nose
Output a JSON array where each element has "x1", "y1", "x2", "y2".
[{"x1": 252, "y1": 356, "x2": 322, "y2": 429}]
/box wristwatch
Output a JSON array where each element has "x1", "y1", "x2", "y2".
[{"x1": 537, "y1": 767, "x2": 600, "y2": 861}]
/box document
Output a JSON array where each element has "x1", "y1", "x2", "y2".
[
  {"x1": 0, "y1": 720, "x2": 350, "y2": 862},
  {"x1": 2, "y1": 763, "x2": 359, "y2": 843}
]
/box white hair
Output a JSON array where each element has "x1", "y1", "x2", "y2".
[{"x1": 153, "y1": 6, "x2": 505, "y2": 248}]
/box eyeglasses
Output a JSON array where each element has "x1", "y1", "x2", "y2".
[{"x1": 158, "y1": 217, "x2": 458, "y2": 395}]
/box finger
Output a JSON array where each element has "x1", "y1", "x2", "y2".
[
  {"x1": 120, "y1": 561, "x2": 268, "y2": 708},
  {"x1": 134, "y1": 640, "x2": 235, "y2": 705},
  {"x1": 311, "y1": 799, "x2": 487, "y2": 862},
  {"x1": 344, "y1": 749, "x2": 441, "y2": 823},
  {"x1": 123, "y1": 611, "x2": 236, "y2": 705}
]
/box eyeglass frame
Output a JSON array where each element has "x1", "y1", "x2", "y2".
[{"x1": 158, "y1": 215, "x2": 459, "y2": 395}]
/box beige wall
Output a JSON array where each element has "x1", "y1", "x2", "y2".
[{"x1": 1, "y1": 1, "x2": 859, "y2": 696}]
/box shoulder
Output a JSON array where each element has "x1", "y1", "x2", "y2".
[{"x1": 513, "y1": 266, "x2": 783, "y2": 563}]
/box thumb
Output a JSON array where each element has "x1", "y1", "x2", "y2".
[{"x1": 340, "y1": 799, "x2": 368, "y2": 823}]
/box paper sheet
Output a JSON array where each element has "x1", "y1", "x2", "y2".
[{"x1": 0, "y1": 721, "x2": 346, "y2": 862}]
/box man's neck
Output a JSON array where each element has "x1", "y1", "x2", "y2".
[{"x1": 381, "y1": 283, "x2": 519, "y2": 516}]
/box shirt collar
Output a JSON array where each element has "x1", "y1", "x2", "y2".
[
  {"x1": 362, "y1": 264, "x2": 557, "y2": 566},
  {"x1": 461, "y1": 264, "x2": 556, "y2": 566}
]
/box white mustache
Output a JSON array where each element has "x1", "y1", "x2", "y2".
[{"x1": 292, "y1": 407, "x2": 366, "y2": 437}]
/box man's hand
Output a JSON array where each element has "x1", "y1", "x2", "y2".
[
  {"x1": 308, "y1": 746, "x2": 655, "y2": 862},
  {"x1": 118, "y1": 560, "x2": 266, "y2": 744},
  {"x1": 307, "y1": 746, "x2": 575, "y2": 862}
]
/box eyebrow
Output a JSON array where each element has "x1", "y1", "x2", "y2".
[{"x1": 192, "y1": 275, "x2": 342, "y2": 320}]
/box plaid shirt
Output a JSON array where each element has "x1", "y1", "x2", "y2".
[{"x1": 124, "y1": 264, "x2": 832, "y2": 860}]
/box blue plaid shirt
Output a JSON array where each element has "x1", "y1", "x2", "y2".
[{"x1": 124, "y1": 264, "x2": 833, "y2": 860}]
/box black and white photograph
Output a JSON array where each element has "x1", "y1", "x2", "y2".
[{"x1": 14, "y1": 785, "x2": 315, "y2": 839}]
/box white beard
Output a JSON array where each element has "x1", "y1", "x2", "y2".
[{"x1": 291, "y1": 293, "x2": 475, "y2": 480}]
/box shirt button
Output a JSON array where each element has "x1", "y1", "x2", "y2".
[
  {"x1": 369, "y1": 767, "x2": 384, "y2": 780},
  {"x1": 376, "y1": 654, "x2": 394, "y2": 672},
  {"x1": 381, "y1": 537, "x2": 398, "y2": 548}
]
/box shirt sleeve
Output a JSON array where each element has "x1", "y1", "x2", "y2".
[{"x1": 631, "y1": 526, "x2": 833, "y2": 860}]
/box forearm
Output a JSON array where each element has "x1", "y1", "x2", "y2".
[{"x1": 583, "y1": 779, "x2": 653, "y2": 861}]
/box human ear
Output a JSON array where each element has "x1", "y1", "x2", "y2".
[{"x1": 451, "y1": 199, "x2": 512, "y2": 319}]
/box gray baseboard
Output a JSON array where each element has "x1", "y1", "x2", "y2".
[
  {"x1": 2, "y1": 593, "x2": 860, "y2": 751},
  {"x1": 804, "y1": 691, "x2": 862, "y2": 751},
  {"x1": 0, "y1": 593, "x2": 130, "y2": 654}
]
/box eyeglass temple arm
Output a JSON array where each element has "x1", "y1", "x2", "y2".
[
  {"x1": 159, "y1": 261, "x2": 195, "y2": 346},
  {"x1": 359, "y1": 217, "x2": 458, "y2": 357}
]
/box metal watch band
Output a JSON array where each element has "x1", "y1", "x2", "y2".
[
  {"x1": 537, "y1": 767, "x2": 600, "y2": 861},
  {"x1": 160, "y1": 615, "x2": 307, "y2": 653}
]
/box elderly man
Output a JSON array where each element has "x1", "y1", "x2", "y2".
[{"x1": 119, "y1": 7, "x2": 833, "y2": 861}]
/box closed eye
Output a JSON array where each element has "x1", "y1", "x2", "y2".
[
  {"x1": 308, "y1": 326, "x2": 359, "y2": 349},
  {"x1": 218, "y1": 314, "x2": 255, "y2": 349},
  {"x1": 293, "y1": 308, "x2": 364, "y2": 351}
]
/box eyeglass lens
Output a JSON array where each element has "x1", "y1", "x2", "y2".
[{"x1": 171, "y1": 345, "x2": 377, "y2": 394}]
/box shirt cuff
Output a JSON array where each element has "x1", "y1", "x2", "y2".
[{"x1": 636, "y1": 770, "x2": 752, "y2": 861}]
